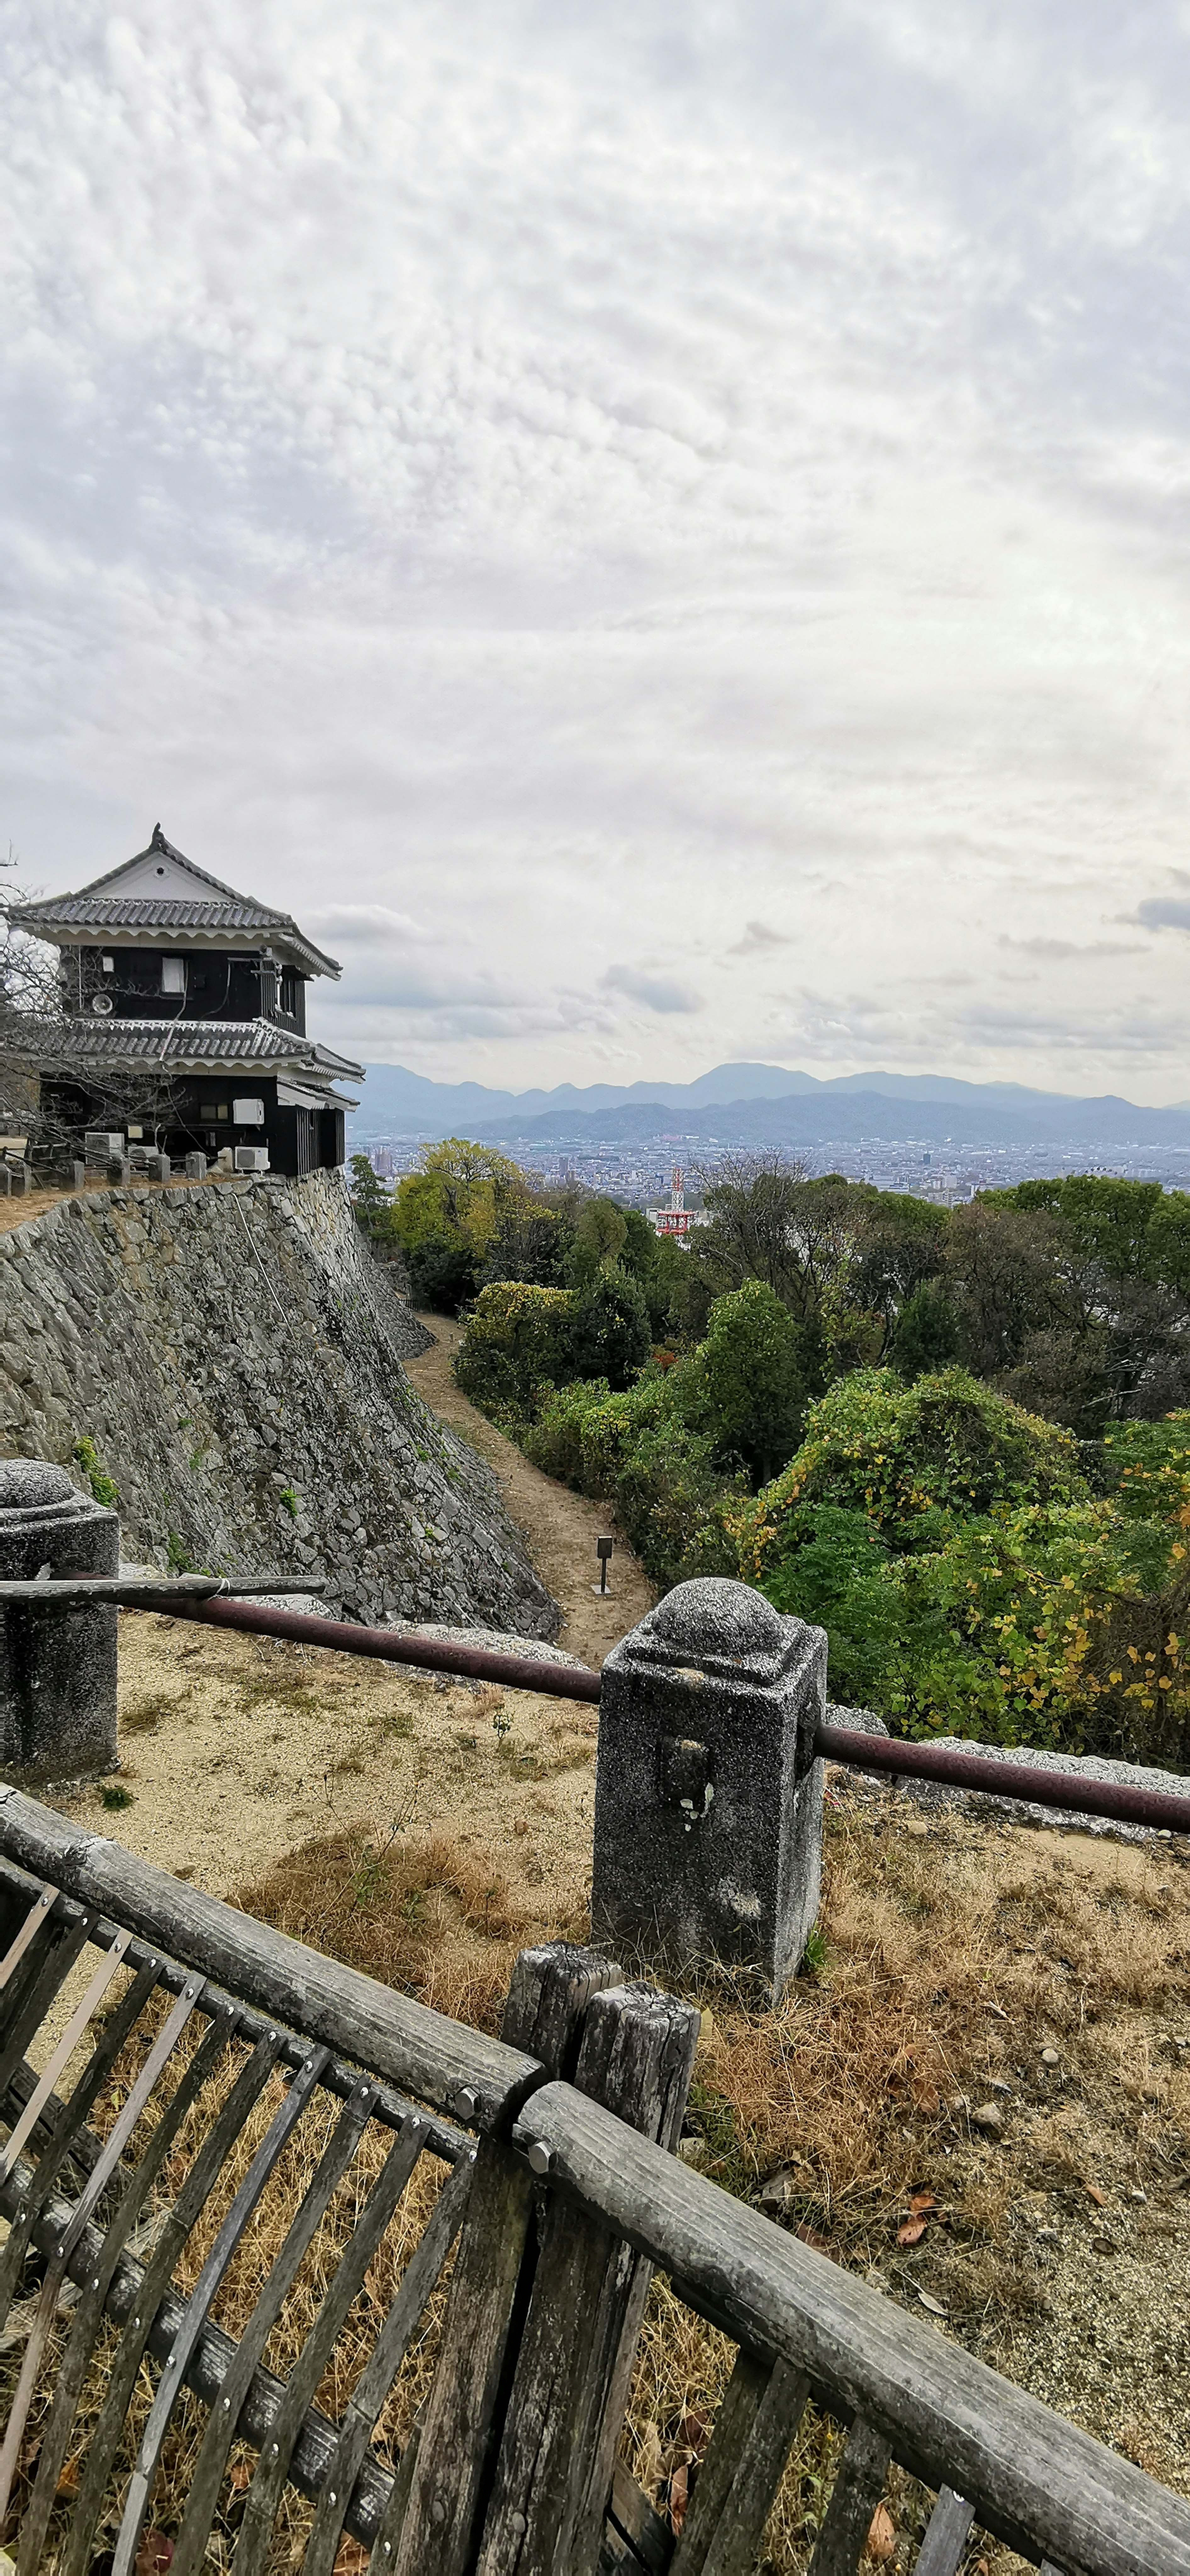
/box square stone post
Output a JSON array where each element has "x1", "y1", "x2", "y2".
[
  {"x1": 592, "y1": 1578, "x2": 826, "y2": 1999},
  {"x1": 0, "y1": 1461, "x2": 120, "y2": 1780}
]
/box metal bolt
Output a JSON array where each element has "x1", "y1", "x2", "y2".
[
  {"x1": 527, "y1": 2141, "x2": 552, "y2": 2177},
  {"x1": 456, "y1": 2088, "x2": 478, "y2": 2122},
  {"x1": 329, "y1": 2493, "x2": 337, "y2": 2505},
  {"x1": 511, "y1": 2513, "x2": 527, "y2": 2536}
]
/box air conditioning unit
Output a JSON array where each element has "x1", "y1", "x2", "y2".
[
  {"x1": 84, "y1": 1131, "x2": 124, "y2": 1160},
  {"x1": 234, "y1": 1146, "x2": 270, "y2": 1174}
]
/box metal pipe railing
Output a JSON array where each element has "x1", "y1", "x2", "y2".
[
  {"x1": 158, "y1": 1593, "x2": 1190, "y2": 1834},
  {"x1": 170, "y1": 1594, "x2": 604, "y2": 1704}
]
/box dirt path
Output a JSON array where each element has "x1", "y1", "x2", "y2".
[{"x1": 403, "y1": 1313, "x2": 655, "y2": 1666}]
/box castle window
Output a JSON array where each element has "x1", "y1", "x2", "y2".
[{"x1": 161, "y1": 957, "x2": 186, "y2": 995}]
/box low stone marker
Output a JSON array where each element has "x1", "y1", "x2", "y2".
[
  {"x1": 592, "y1": 1576, "x2": 826, "y2": 1998},
  {"x1": 184, "y1": 1151, "x2": 207, "y2": 1179},
  {"x1": 0, "y1": 1460, "x2": 120, "y2": 1780}
]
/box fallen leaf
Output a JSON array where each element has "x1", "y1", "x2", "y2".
[
  {"x1": 229, "y1": 2462, "x2": 251, "y2": 2493},
  {"x1": 865, "y1": 2500, "x2": 896, "y2": 2562},
  {"x1": 55, "y1": 2456, "x2": 81, "y2": 2500},
  {"x1": 677, "y1": 2407, "x2": 710, "y2": 2461},
  {"x1": 917, "y1": 2289, "x2": 947, "y2": 2316},
  {"x1": 793, "y1": 2221, "x2": 839, "y2": 2262},
  {"x1": 134, "y1": 2534, "x2": 173, "y2": 2576},
  {"x1": 668, "y1": 2462, "x2": 689, "y2": 2538},
  {"x1": 897, "y1": 2216, "x2": 928, "y2": 2246},
  {"x1": 332, "y1": 2544, "x2": 370, "y2": 2576},
  {"x1": 1084, "y1": 2183, "x2": 1108, "y2": 2208},
  {"x1": 909, "y1": 2190, "x2": 938, "y2": 2213}
]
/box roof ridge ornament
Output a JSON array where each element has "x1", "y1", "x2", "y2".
[{"x1": 150, "y1": 821, "x2": 166, "y2": 850}]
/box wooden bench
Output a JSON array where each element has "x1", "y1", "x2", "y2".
[{"x1": 1, "y1": 1783, "x2": 1187, "y2": 2576}]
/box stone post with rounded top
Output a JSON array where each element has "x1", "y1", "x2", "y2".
[
  {"x1": 0, "y1": 1459, "x2": 120, "y2": 1780},
  {"x1": 592, "y1": 1576, "x2": 827, "y2": 2000}
]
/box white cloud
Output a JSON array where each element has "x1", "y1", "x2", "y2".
[
  {"x1": 3, "y1": 2, "x2": 1190, "y2": 1099},
  {"x1": 602, "y1": 963, "x2": 705, "y2": 1014}
]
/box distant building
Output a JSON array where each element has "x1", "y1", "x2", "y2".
[
  {"x1": 647, "y1": 1166, "x2": 710, "y2": 1241},
  {"x1": 12, "y1": 826, "x2": 363, "y2": 1178}
]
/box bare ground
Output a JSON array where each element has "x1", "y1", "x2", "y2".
[{"x1": 402, "y1": 1311, "x2": 655, "y2": 1667}]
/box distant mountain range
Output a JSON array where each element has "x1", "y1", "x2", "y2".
[{"x1": 346, "y1": 1060, "x2": 1190, "y2": 1153}]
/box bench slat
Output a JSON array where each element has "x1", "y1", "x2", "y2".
[
  {"x1": 18, "y1": 1994, "x2": 232, "y2": 2576},
  {"x1": 170, "y1": 2074, "x2": 376, "y2": 2576},
  {"x1": 0, "y1": 1953, "x2": 160, "y2": 2331},
  {"x1": 230, "y1": 2114, "x2": 427, "y2": 2573},
  {"x1": 808, "y1": 2418, "x2": 893, "y2": 2576},
  {"x1": 60, "y1": 2025, "x2": 285, "y2": 2576},
  {"x1": 914, "y1": 2488, "x2": 975, "y2": 2576},
  {"x1": 302, "y1": 2147, "x2": 472, "y2": 2576},
  {"x1": 670, "y1": 2352, "x2": 810, "y2": 2576}
]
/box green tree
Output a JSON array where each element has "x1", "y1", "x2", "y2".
[
  {"x1": 697, "y1": 1280, "x2": 809, "y2": 1484},
  {"x1": 566, "y1": 1196, "x2": 629, "y2": 1289},
  {"x1": 888, "y1": 1280, "x2": 962, "y2": 1382},
  {"x1": 348, "y1": 1152, "x2": 391, "y2": 1236},
  {"x1": 478, "y1": 1202, "x2": 574, "y2": 1290},
  {"x1": 455, "y1": 1282, "x2": 578, "y2": 1418},
  {"x1": 570, "y1": 1264, "x2": 652, "y2": 1390}
]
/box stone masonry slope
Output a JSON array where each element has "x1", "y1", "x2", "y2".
[{"x1": 0, "y1": 1171, "x2": 558, "y2": 1637}]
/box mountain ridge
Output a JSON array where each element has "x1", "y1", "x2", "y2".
[{"x1": 346, "y1": 1058, "x2": 1190, "y2": 1148}]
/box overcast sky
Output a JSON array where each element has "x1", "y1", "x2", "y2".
[{"x1": 4, "y1": 2, "x2": 1190, "y2": 1100}]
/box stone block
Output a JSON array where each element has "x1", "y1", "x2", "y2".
[
  {"x1": 8, "y1": 1163, "x2": 31, "y2": 1196},
  {"x1": 184, "y1": 1151, "x2": 208, "y2": 1179},
  {"x1": 108, "y1": 1156, "x2": 132, "y2": 1184},
  {"x1": 0, "y1": 1165, "x2": 9, "y2": 1196},
  {"x1": 592, "y1": 1577, "x2": 826, "y2": 1999},
  {"x1": 0, "y1": 1458, "x2": 119, "y2": 1780},
  {"x1": 68, "y1": 1161, "x2": 87, "y2": 1191}
]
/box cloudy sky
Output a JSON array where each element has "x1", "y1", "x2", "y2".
[{"x1": 4, "y1": 1, "x2": 1190, "y2": 1100}]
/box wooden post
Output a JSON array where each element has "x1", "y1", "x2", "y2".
[
  {"x1": 389, "y1": 1943, "x2": 621, "y2": 2576},
  {"x1": 475, "y1": 1980, "x2": 701, "y2": 2576}
]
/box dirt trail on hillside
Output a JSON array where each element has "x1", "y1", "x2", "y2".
[{"x1": 403, "y1": 1313, "x2": 655, "y2": 1665}]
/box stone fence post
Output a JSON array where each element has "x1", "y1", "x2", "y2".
[
  {"x1": 0, "y1": 1461, "x2": 120, "y2": 1781},
  {"x1": 591, "y1": 1577, "x2": 826, "y2": 2000}
]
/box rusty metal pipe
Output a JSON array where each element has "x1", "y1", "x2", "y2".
[
  {"x1": 168, "y1": 1593, "x2": 604, "y2": 1704},
  {"x1": 815, "y1": 1721, "x2": 1190, "y2": 1835},
  {"x1": 147, "y1": 1596, "x2": 1190, "y2": 1831}
]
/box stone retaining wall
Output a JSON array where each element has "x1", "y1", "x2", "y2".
[{"x1": 0, "y1": 1171, "x2": 557, "y2": 1636}]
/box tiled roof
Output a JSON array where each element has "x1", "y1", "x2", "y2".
[
  {"x1": 12, "y1": 896, "x2": 339, "y2": 980},
  {"x1": 27, "y1": 1017, "x2": 365, "y2": 1080},
  {"x1": 10, "y1": 829, "x2": 340, "y2": 979}
]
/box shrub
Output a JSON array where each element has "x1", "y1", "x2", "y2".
[
  {"x1": 737, "y1": 1371, "x2": 1190, "y2": 1760},
  {"x1": 525, "y1": 1372, "x2": 740, "y2": 1585},
  {"x1": 695, "y1": 1279, "x2": 809, "y2": 1484},
  {"x1": 569, "y1": 1264, "x2": 652, "y2": 1391},
  {"x1": 405, "y1": 1232, "x2": 481, "y2": 1314},
  {"x1": 454, "y1": 1282, "x2": 579, "y2": 1421}
]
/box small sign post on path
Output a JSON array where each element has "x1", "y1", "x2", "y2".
[{"x1": 592, "y1": 1535, "x2": 614, "y2": 1596}]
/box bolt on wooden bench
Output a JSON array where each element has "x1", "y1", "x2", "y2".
[{"x1": 0, "y1": 1785, "x2": 1187, "y2": 2576}]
